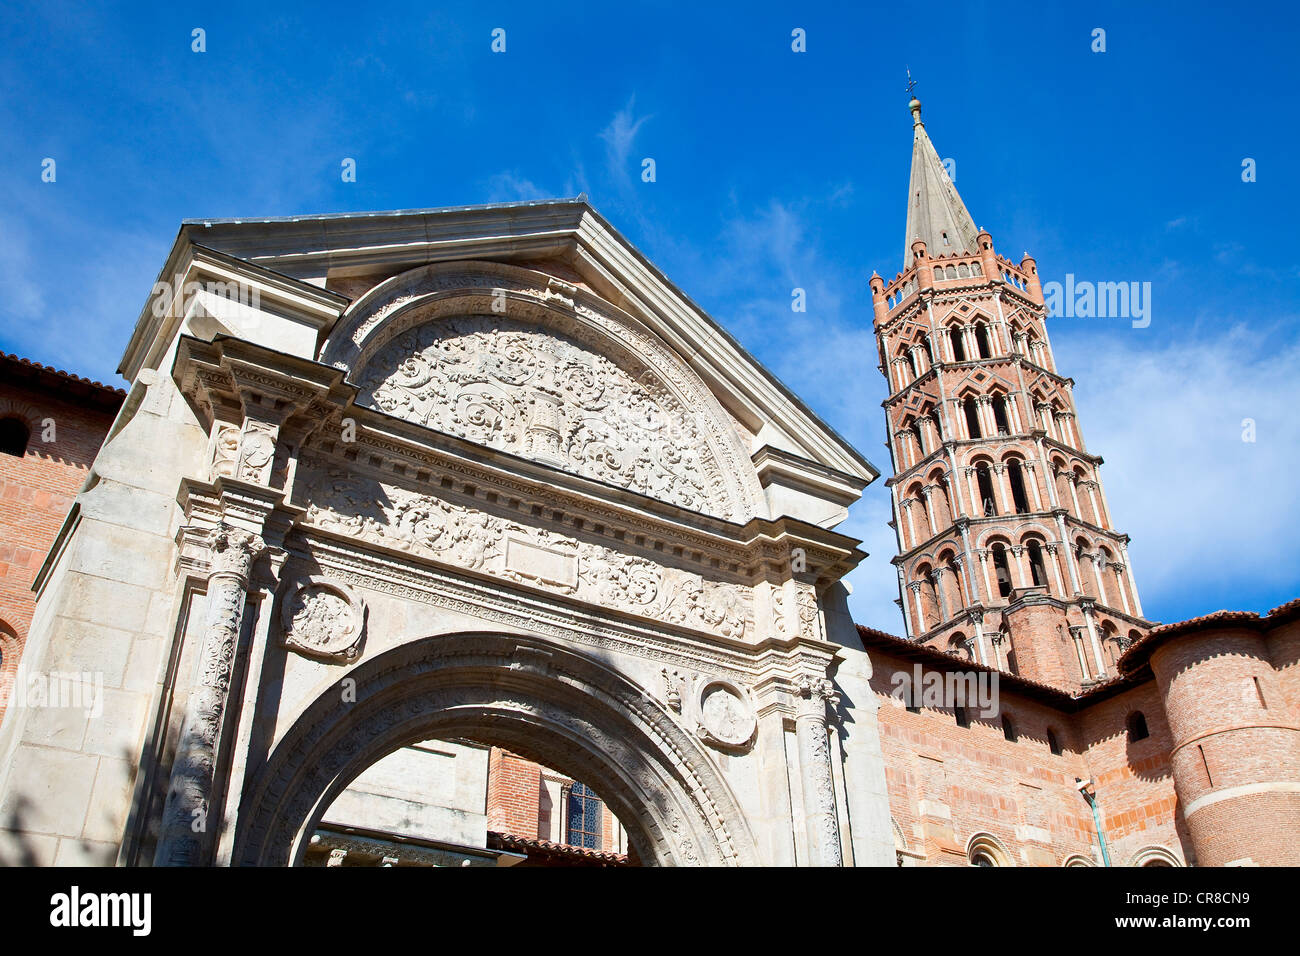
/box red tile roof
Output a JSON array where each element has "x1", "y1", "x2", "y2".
[
  {"x1": 489, "y1": 832, "x2": 630, "y2": 866},
  {"x1": 854, "y1": 623, "x2": 1147, "y2": 711},
  {"x1": 1118, "y1": 597, "x2": 1300, "y2": 670},
  {"x1": 2, "y1": 352, "x2": 126, "y2": 404}
]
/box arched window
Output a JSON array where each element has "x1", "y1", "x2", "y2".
[
  {"x1": 1007, "y1": 459, "x2": 1030, "y2": 514},
  {"x1": 991, "y1": 543, "x2": 1012, "y2": 599},
  {"x1": 1101, "y1": 622, "x2": 1120, "y2": 669},
  {"x1": 967, "y1": 834, "x2": 1010, "y2": 867},
  {"x1": 948, "y1": 632, "x2": 969, "y2": 660},
  {"x1": 1002, "y1": 715, "x2": 1018, "y2": 742},
  {"x1": 991, "y1": 394, "x2": 1010, "y2": 434},
  {"x1": 914, "y1": 564, "x2": 940, "y2": 632},
  {"x1": 975, "y1": 324, "x2": 991, "y2": 359},
  {"x1": 928, "y1": 473, "x2": 953, "y2": 529},
  {"x1": 0, "y1": 418, "x2": 30, "y2": 457},
  {"x1": 1076, "y1": 539, "x2": 1097, "y2": 599},
  {"x1": 964, "y1": 397, "x2": 982, "y2": 439},
  {"x1": 1026, "y1": 539, "x2": 1048, "y2": 588},
  {"x1": 1047, "y1": 728, "x2": 1063, "y2": 755},
  {"x1": 566, "y1": 781, "x2": 603, "y2": 849},
  {"x1": 949, "y1": 327, "x2": 966, "y2": 363},
  {"x1": 976, "y1": 464, "x2": 997, "y2": 515},
  {"x1": 1097, "y1": 547, "x2": 1115, "y2": 605},
  {"x1": 907, "y1": 417, "x2": 924, "y2": 457},
  {"x1": 945, "y1": 556, "x2": 962, "y2": 609},
  {"x1": 1127, "y1": 712, "x2": 1149, "y2": 742}
]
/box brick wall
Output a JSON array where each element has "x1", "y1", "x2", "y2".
[
  {"x1": 485, "y1": 748, "x2": 543, "y2": 840},
  {"x1": 870, "y1": 645, "x2": 1185, "y2": 867},
  {"x1": 483, "y1": 748, "x2": 624, "y2": 852}
]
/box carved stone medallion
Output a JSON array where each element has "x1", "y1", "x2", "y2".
[
  {"x1": 280, "y1": 577, "x2": 367, "y2": 662},
  {"x1": 694, "y1": 679, "x2": 756, "y2": 750}
]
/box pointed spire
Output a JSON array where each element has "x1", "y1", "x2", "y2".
[{"x1": 902, "y1": 87, "x2": 980, "y2": 269}]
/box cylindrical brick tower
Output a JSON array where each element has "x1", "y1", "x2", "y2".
[{"x1": 1126, "y1": 613, "x2": 1300, "y2": 866}]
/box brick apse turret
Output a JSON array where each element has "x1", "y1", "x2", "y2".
[
  {"x1": 872, "y1": 93, "x2": 1150, "y2": 694},
  {"x1": 1119, "y1": 604, "x2": 1300, "y2": 866}
]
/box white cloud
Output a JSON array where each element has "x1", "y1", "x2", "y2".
[
  {"x1": 598, "y1": 96, "x2": 652, "y2": 187},
  {"x1": 1061, "y1": 323, "x2": 1300, "y2": 617},
  {"x1": 0, "y1": 215, "x2": 46, "y2": 322},
  {"x1": 483, "y1": 171, "x2": 548, "y2": 203}
]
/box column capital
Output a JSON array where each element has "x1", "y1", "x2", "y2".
[
  {"x1": 794, "y1": 675, "x2": 840, "y2": 716},
  {"x1": 205, "y1": 525, "x2": 266, "y2": 584}
]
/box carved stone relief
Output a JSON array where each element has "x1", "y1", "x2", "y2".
[
  {"x1": 280, "y1": 576, "x2": 367, "y2": 662},
  {"x1": 236, "y1": 420, "x2": 277, "y2": 483},
  {"x1": 351, "y1": 315, "x2": 731, "y2": 517},
  {"x1": 298, "y1": 461, "x2": 753, "y2": 639},
  {"x1": 210, "y1": 424, "x2": 240, "y2": 480},
  {"x1": 693, "y1": 678, "x2": 757, "y2": 750}
]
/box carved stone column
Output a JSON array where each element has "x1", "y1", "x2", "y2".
[
  {"x1": 155, "y1": 525, "x2": 266, "y2": 866},
  {"x1": 794, "y1": 676, "x2": 843, "y2": 867}
]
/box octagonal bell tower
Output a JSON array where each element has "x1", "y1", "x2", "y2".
[{"x1": 870, "y1": 92, "x2": 1150, "y2": 691}]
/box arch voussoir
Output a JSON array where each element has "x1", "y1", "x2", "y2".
[{"x1": 233, "y1": 632, "x2": 758, "y2": 867}]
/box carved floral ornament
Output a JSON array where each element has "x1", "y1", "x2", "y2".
[
  {"x1": 298, "y1": 460, "x2": 754, "y2": 640},
  {"x1": 279, "y1": 575, "x2": 367, "y2": 662}
]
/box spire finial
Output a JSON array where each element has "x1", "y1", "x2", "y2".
[{"x1": 906, "y1": 68, "x2": 922, "y2": 125}]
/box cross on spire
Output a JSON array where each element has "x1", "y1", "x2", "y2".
[{"x1": 906, "y1": 68, "x2": 918, "y2": 99}]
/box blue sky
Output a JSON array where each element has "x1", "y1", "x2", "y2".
[{"x1": 2, "y1": 1, "x2": 1297, "y2": 631}]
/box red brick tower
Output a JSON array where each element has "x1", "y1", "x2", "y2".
[{"x1": 871, "y1": 93, "x2": 1149, "y2": 691}]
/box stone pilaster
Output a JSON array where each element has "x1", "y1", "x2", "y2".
[
  {"x1": 794, "y1": 675, "x2": 842, "y2": 867},
  {"x1": 154, "y1": 524, "x2": 265, "y2": 866}
]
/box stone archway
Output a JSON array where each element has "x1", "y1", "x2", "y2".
[{"x1": 232, "y1": 632, "x2": 760, "y2": 867}]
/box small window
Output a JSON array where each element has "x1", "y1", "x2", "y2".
[
  {"x1": 1127, "y1": 711, "x2": 1149, "y2": 742},
  {"x1": 950, "y1": 328, "x2": 967, "y2": 363},
  {"x1": 954, "y1": 705, "x2": 970, "y2": 728},
  {"x1": 905, "y1": 684, "x2": 921, "y2": 714},
  {"x1": 1047, "y1": 728, "x2": 1062, "y2": 755},
  {"x1": 0, "y1": 418, "x2": 30, "y2": 457},
  {"x1": 566, "y1": 781, "x2": 603, "y2": 849},
  {"x1": 964, "y1": 398, "x2": 982, "y2": 439},
  {"x1": 1002, "y1": 715, "x2": 1017, "y2": 742}
]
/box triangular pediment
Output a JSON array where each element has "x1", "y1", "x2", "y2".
[{"x1": 139, "y1": 199, "x2": 876, "y2": 490}]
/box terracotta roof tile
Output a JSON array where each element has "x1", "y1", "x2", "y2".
[
  {"x1": 489, "y1": 832, "x2": 629, "y2": 865},
  {"x1": 1117, "y1": 599, "x2": 1300, "y2": 670},
  {"x1": 2, "y1": 352, "x2": 126, "y2": 397}
]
